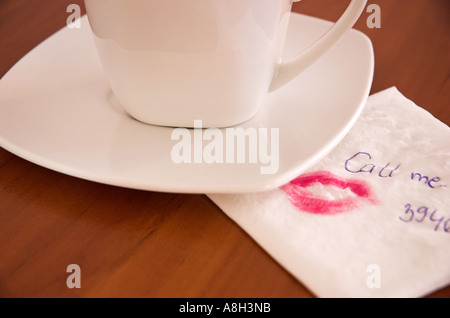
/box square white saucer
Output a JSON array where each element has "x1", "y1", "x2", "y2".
[{"x1": 0, "y1": 14, "x2": 373, "y2": 193}]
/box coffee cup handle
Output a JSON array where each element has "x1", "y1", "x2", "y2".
[{"x1": 269, "y1": 0, "x2": 368, "y2": 91}]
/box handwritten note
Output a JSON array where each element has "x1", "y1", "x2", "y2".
[
  {"x1": 344, "y1": 151, "x2": 447, "y2": 188},
  {"x1": 208, "y1": 87, "x2": 450, "y2": 297},
  {"x1": 400, "y1": 203, "x2": 449, "y2": 233}
]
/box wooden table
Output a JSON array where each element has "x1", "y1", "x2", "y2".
[{"x1": 1, "y1": 0, "x2": 448, "y2": 298}]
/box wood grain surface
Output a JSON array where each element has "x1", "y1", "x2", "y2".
[{"x1": 0, "y1": 0, "x2": 449, "y2": 298}]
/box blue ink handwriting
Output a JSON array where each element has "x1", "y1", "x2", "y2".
[
  {"x1": 344, "y1": 151, "x2": 447, "y2": 189},
  {"x1": 399, "y1": 203, "x2": 449, "y2": 233},
  {"x1": 345, "y1": 152, "x2": 400, "y2": 178},
  {"x1": 411, "y1": 172, "x2": 447, "y2": 189}
]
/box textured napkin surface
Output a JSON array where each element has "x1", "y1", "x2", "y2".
[{"x1": 208, "y1": 87, "x2": 450, "y2": 298}]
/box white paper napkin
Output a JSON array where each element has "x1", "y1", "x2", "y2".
[{"x1": 207, "y1": 87, "x2": 450, "y2": 298}]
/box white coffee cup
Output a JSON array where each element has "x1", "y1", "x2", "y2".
[{"x1": 85, "y1": 0, "x2": 367, "y2": 128}]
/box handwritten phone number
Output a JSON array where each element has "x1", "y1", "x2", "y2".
[{"x1": 399, "y1": 203, "x2": 450, "y2": 233}]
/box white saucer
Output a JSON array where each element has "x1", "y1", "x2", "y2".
[{"x1": 0, "y1": 14, "x2": 373, "y2": 194}]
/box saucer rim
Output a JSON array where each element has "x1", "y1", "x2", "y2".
[{"x1": 0, "y1": 13, "x2": 374, "y2": 194}]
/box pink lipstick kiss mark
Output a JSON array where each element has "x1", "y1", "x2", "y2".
[{"x1": 281, "y1": 171, "x2": 378, "y2": 215}]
